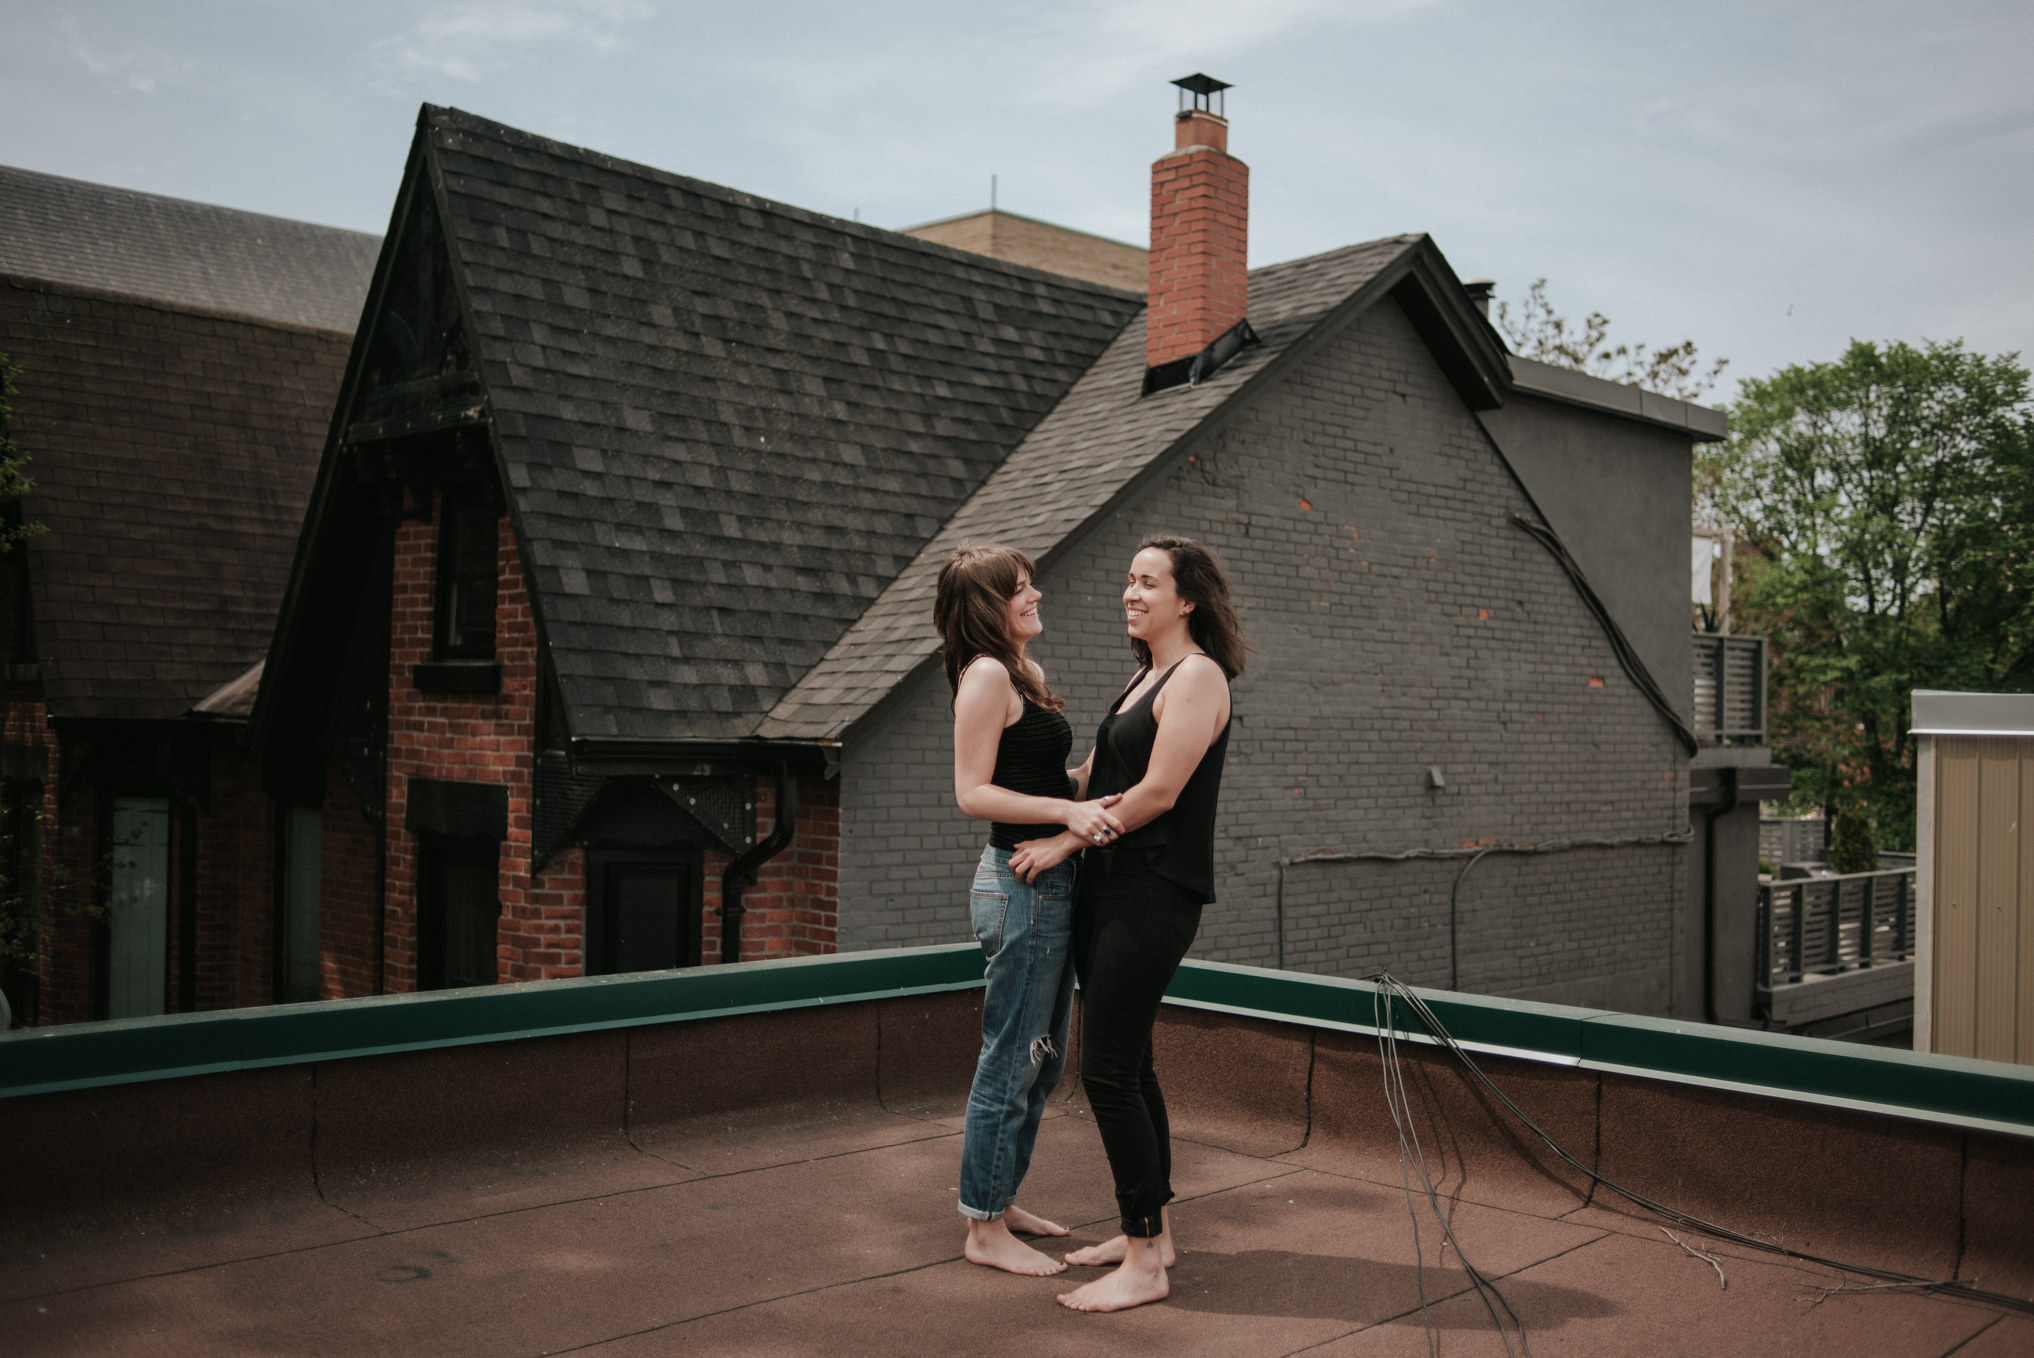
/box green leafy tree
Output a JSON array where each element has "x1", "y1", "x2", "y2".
[
  {"x1": 1496, "y1": 278, "x2": 1729, "y2": 402},
  {"x1": 0, "y1": 353, "x2": 44, "y2": 553},
  {"x1": 1828, "y1": 806, "x2": 1879, "y2": 875},
  {"x1": 1710, "y1": 339, "x2": 2034, "y2": 849}
]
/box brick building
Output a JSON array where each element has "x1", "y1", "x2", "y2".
[
  {"x1": 242, "y1": 81, "x2": 1740, "y2": 1020},
  {"x1": 0, "y1": 164, "x2": 378, "y2": 1024}
]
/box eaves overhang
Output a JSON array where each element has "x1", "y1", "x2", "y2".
[{"x1": 1506, "y1": 354, "x2": 1729, "y2": 442}]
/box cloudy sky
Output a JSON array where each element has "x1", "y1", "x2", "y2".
[{"x1": 4, "y1": 0, "x2": 2028, "y2": 397}]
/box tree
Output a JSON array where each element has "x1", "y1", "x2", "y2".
[
  {"x1": 0, "y1": 353, "x2": 43, "y2": 553},
  {"x1": 1709, "y1": 339, "x2": 2034, "y2": 850},
  {"x1": 1496, "y1": 278, "x2": 1729, "y2": 402}
]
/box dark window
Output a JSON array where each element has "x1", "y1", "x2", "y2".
[
  {"x1": 434, "y1": 495, "x2": 499, "y2": 660},
  {"x1": 417, "y1": 835, "x2": 501, "y2": 990},
  {"x1": 586, "y1": 851, "x2": 702, "y2": 975},
  {"x1": 274, "y1": 805, "x2": 323, "y2": 1004}
]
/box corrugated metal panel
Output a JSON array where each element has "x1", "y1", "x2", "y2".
[
  {"x1": 2020, "y1": 759, "x2": 2034, "y2": 1063},
  {"x1": 1930, "y1": 735, "x2": 2034, "y2": 1065},
  {"x1": 1976, "y1": 753, "x2": 2020, "y2": 1062},
  {"x1": 1933, "y1": 738, "x2": 1982, "y2": 1056}
]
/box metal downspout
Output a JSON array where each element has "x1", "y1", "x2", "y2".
[
  {"x1": 720, "y1": 761, "x2": 798, "y2": 965},
  {"x1": 1701, "y1": 765, "x2": 1740, "y2": 1024}
]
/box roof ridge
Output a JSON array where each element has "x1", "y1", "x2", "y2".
[
  {"x1": 0, "y1": 162, "x2": 380, "y2": 242},
  {"x1": 422, "y1": 105, "x2": 1144, "y2": 301}
]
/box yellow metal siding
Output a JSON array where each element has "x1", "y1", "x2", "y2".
[
  {"x1": 1931, "y1": 736, "x2": 2033, "y2": 1064},
  {"x1": 1934, "y1": 740, "x2": 1981, "y2": 1056}
]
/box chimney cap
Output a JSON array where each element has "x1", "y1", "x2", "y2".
[{"x1": 1172, "y1": 73, "x2": 1231, "y2": 114}]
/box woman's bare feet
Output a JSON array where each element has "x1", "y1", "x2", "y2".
[
  {"x1": 1003, "y1": 1203, "x2": 1069, "y2": 1237},
  {"x1": 1064, "y1": 1207, "x2": 1175, "y2": 1267},
  {"x1": 1057, "y1": 1235, "x2": 1169, "y2": 1311},
  {"x1": 964, "y1": 1217, "x2": 1067, "y2": 1276}
]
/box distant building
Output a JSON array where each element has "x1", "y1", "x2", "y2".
[
  {"x1": 0, "y1": 165, "x2": 376, "y2": 1024},
  {"x1": 901, "y1": 208, "x2": 1148, "y2": 291}
]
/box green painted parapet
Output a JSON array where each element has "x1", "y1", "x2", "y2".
[
  {"x1": 0, "y1": 945, "x2": 988, "y2": 1099},
  {"x1": 1167, "y1": 959, "x2": 2034, "y2": 1139},
  {"x1": 5, "y1": 947, "x2": 2029, "y2": 1139}
]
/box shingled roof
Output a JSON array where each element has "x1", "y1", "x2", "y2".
[
  {"x1": 758, "y1": 235, "x2": 1460, "y2": 741},
  {"x1": 3, "y1": 276, "x2": 352, "y2": 721},
  {"x1": 394, "y1": 108, "x2": 1149, "y2": 743},
  {"x1": 263, "y1": 109, "x2": 1517, "y2": 755},
  {"x1": 0, "y1": 164, "x2": 379, "y2": 331}
]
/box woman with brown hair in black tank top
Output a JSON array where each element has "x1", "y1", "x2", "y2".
[
  {"x1": 935, "y1": 544, "x2": 1127, "y2": 1277},
  {"x1": 1009, "y1": 534, "x2": 1246, "y2": 1312}
]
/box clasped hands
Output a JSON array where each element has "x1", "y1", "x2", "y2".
[{"x1": 1009, "y1": 793, "x2": 1122, "y2": 884}]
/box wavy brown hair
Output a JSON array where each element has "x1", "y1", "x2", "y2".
[
  {"x1": 934, "y1": 544, "x2": 1065, "y2": 711},
  {"x1": 1130, "y1": 534, "x2": 1250, "y2": 680}
]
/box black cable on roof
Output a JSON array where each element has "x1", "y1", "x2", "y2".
[{"x1": 1366, "y1": 972, "x2": 2034, "y2": 1321}]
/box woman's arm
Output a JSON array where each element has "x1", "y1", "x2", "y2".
[
  {"x1": 953, "y1": 659, "x2": 1122, "y2": 838},
  {"x1": 1069, "y1": 747, "x2": 1096, "y2": 799}
]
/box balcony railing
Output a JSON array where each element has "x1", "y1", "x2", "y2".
[
  {"x1": 1756, "y1": 868, "x2": 1916, "y2": 987},
  {"x1": 1692, "y1": 632, "x2": 1767, "y2": 743}
]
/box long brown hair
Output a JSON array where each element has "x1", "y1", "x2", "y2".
[
  {"x1": 934, "y1": 544, "x2": 1065, "y2": 711},
  {"x1": 1130, "y1": 534, "x2": 1249, "y2": 679}
]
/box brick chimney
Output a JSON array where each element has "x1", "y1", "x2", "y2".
[{"x1": 1147, "y1": 74, "x2": 1248, "y2": 373}]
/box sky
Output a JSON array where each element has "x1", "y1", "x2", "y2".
[{"x1": 3, "y1": 0, "x2": 2030, "y2": 400}]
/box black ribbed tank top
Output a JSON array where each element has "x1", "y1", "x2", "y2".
[
  {"x1": 1088, "y1": 660, "x2": 1231, "y2": 902},
  {"x1": 989, "y1": 697, "x2": 1074, "y2": 850}
]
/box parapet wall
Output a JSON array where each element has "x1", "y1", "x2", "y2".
[{"x1": 3, "y1": 948, "x2": 2029, "y2": 1302}]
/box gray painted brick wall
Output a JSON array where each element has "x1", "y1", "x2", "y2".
[{"x1": 838, "y1": 298, "x2": 1690, "y2": 1014}]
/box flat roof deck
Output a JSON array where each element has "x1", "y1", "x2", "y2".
[{"x1": 4, "y1": 956, "x2": 2031, "y2": 1355}]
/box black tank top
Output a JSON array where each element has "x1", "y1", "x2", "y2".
[
  {"x1": 989, "y1": 697, "x2": 1074, "y2": 850},
  {"x1": 1088, "y1": 659, "x2": 1231, "y2": 902}
]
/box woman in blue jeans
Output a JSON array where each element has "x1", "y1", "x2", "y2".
[
  {"x1": 1011, "y1": 534, "x2": 1244, "y2": 1312},
  {"x1": 935, "y1": 544, "x2": 1126, "y2": 1276}
]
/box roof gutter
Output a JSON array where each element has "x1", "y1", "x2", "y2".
[
  {"x1": 567, "y1": 736, "x2": 835, "y2": 778},
  {"x1": 721, "y1": 760, "x2": 799, "y2": 965}
]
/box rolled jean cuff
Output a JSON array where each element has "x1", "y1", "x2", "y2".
[
  {"x1": 1120, "y1": 1207, "x2": 1167, "y2": 1239},
  {"x1": 957, "y1": 1202, "x2": 1002, "y2": 1223}
]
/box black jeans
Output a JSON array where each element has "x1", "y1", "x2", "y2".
[{"x1": 1073, "y1": 849, "x2": 1203, "y2": 1239}]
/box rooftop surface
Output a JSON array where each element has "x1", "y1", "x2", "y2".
[{"x1": 4, "y1": 960, "x2": 2030, "y2": 1355}]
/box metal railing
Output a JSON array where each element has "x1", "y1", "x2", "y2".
[
  {"x1": 1692, "y1": 632, "x2": 1767, "y2": 743},
  {"x1": 1757, "y1": 868, "x2": 1916, "y2": 986}
]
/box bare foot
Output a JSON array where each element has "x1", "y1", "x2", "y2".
[
  {"x1": 1004, "y1": 1204, "x2": 1069, "y2": 1237},
  {"x1": 1056, "y1": 1251, "x2": 1169, "y2": 1312},
  {"x1": 964, "y1": 1217, "x2": 1068, "y2": 1276},
  {"x1": 1065, "y1": 1208, "x2": 1175, "y2": 1267}
]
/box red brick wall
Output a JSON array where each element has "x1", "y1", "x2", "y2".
[
  {"x1": 383, "y1": 499, "x2": 577, "y2": 989},
  {"x1": 0, "y1": 698, "x2": 90, "y2": 1025},
  {"x1": 693, "y1": 775, "x2": 840, "y2": 964},
  {"x1": 1147, "y1": 109, "x2": 1250, "y2": 369}
]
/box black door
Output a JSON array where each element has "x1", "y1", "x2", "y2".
[
  {"x1": 418, "y1": 835, "x2": 501, "y2": 990},
  {"x1": 588, "y1": 852, "x2": 701, "y2": 974}
]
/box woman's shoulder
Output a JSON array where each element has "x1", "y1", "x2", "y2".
[
  {"x1": 957, "y1": 653, "x2": 1016, "y2": 692},
  {"x1": 1174, "y1": 652, "x2": 1230, "y2": 688}
]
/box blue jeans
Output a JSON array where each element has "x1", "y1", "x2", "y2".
[{"x1": 958, "y1": 846, "x2": 1077, "y2": 1221}]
